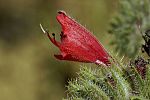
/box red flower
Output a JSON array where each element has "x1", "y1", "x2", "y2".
[{"x1": 40, "y1": 11, "x2": 111, "y2": 66}]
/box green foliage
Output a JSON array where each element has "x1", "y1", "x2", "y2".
[
  {"x1": 65, "y1": 56, "x2": 150, "y2": 100},
  {"x1": 108, "y1": 0, "x2": 150, "y2": 58}
]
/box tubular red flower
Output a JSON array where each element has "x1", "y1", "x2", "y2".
[{"x1": 41, "y1": 11, "x2": 111, "y2": 66}]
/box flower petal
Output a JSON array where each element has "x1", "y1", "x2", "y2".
[
  {"x1": 56, "y1": 11, "x2": 110, "y2": 65},
  {"x1": 44, "y1": 11, "x2": 111, "y2": 66}
]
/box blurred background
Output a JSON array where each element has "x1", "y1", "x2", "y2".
[{"x1": 0, "y1": 0, "x2": 117, "y2": 100}]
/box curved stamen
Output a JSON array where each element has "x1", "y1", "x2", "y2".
[
  {"x1": 52, "y1": 33, "x2": 55, "y2": 37},
  {"x1": 60, "y1": 31, "x2": 67, "y2": 39},
  {"x1": 40, "y1": 24, "x2": 60, "y2": 47}
]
